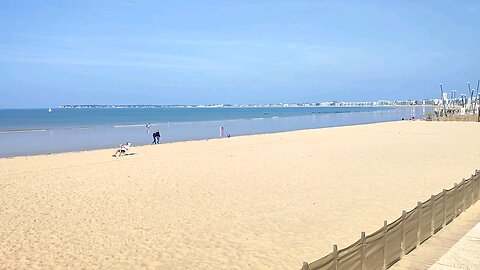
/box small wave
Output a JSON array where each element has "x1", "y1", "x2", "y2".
[
  {"x1": 113, "y1": 124, "x2": 146, "y2": 128},
  {"x1": 66, "y1": 127, "x2": 94, "y2": 130},
  {"x1": 0, "y1": 129, "x2": 49, "y2": 134},
  {"x1": 252, "y1": 118, "x2": 264, "y2": 120},
  {"x1": 271, "y1": 116, "x2": 279, "y2": 118}
]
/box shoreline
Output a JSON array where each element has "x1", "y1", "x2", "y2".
[
  {"x1": 2, "y1": 120, "x2": 392, "y2": 159},
  {"x1": 0, "y1": 106, "x2": 430, "y2": 158},
  {"x1": 1, "y1": 118, "x2": 420, "y2": 159}
]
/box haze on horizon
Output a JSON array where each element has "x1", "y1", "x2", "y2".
[{"x1": 1, "y1": 0, "x2": 480, "y2": 108}]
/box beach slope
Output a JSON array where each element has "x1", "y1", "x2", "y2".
[{"x1": 1, "y1": 121, "x2": 479, "y2": 269}]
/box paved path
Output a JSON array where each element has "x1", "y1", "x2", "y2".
[
  {"x1": 390, "y1": 202, "x2": 480, "y2": 270},
  {"x1": 428, "y1": 221, "x2": 480, "y2": 270}
]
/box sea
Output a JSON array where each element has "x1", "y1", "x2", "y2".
[{"x1": 0, "y1": 106, "x2": 432, "y2": 157}]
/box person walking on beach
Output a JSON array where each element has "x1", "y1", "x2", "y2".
[
  {"x1": 152, "y1": 130, "x2": 161, "y2": 144},
  {"x1": 155, "y1": 130, "x2": 161, "y2": 144},
  {"x1": 220, "y1": 126, "x2": 224, "y2": 138},
  {"x1": 152, "y1": 130, "x2": 157, "y2": 144},
  {"x1": 146, "y1": 123, "x2": 151, "y2": 133}
]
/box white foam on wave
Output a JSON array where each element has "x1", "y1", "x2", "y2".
[
  {"x1": 0, "y1": 129, "x2": 49, "y2": 134},
  {"x1": 113, "y1": 124, "x2": 146, "y2": 128},
  {"x1": 67, "y1": 127, "x2": 94, "y2": 130}
]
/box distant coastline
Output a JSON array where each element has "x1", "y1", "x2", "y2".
[{"x1": 59, "y1": 101, "x2": 439, "y2": 109}]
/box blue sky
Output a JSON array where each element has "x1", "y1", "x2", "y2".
[{"x1": 1, "y1": 0, "x2": 480, "y2": 108}]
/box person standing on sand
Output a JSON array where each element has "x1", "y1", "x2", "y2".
[
  {"x1": 152, "y1": 130, "x2": 158, "y2": 144},
  {"x1": 146, "y1": 123, "x2": 151, "y2": 133},
  {"x1": 220, "y1": 126, "x2": 224, "y2": 138},
  {"x1": 155, "y1": 130, "x2": 161, "y2": 144}
]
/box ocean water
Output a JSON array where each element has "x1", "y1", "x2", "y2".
[{"x1": 0, "y1": 107, "x2": 431, "y2": 157}]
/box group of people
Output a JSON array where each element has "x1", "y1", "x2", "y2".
[
  {"x1": 113, "y1": 124, "x2": 232, "y2": 157},
  {"x1": 401, "y1": 116, "x2": 415, "y2": 121}
]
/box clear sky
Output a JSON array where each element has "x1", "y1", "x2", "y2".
[{"x1": 1, "y1": 0, "x2": 480, "y2": 108}]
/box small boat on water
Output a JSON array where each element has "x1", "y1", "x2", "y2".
[{"x1": 48, "y1": 108, "x2": 52, "y2": 113}]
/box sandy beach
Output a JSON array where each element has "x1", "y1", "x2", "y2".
[{"x1": 1, "y1": 121, "x2": 479, "y2": 269}]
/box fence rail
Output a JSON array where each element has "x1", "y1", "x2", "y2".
[{"x1": 302, "y1": 170, "x2": 480, "y2": 270}]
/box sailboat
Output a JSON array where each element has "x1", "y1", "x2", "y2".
[{"x1": 48, "y1": 108, "x2": 52, "y2": 113}]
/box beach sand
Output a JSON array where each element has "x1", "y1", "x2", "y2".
[{"x1": 1, "y1": 121, "x2": 479, "y2": 269}]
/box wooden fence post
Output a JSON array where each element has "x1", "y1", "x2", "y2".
[
  {"x1": 333, "y1": 244, "x2": 338, "y2": 270},
  {"x1": 361, "y1": 232, "x2": 366, "y2": 270},
  {"x1": 400, "y1": 210, "x2": 406, "y2": 258},
  {"x1": 476, "y1": 171, "x2": 480, "y2": 202},
  {"x1": 476, "y1": 170, "x2": 480, "y2": 202},
  {"x1": 471, "y1": 175, "x2": 475, "y2": 206},
  {"x1": 416, "y1": 201, "x2": 422, "y2": 246},
  {"x1": 462, "y1": 178, "x2": 466, "y2": 213},
  {"x1": 383, "y1": 220, "x2": 387, "y2": 270},
  {"x1": 454, "y1": 183, "x2": 458, "y2": 218},
  {"x1": 473, "y1": 174, "x2": 477, "y2": 203},
  {"x1": 430, "y1": 195, "x2": 435, "y2": 236},
  {"x1": 475, "y1": 172, "x2": 478, "y2": 202},
  {"x1": 442, "y1": 189, "x2": 447, "y2": 227}
]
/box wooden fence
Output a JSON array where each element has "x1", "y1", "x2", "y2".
[
  {"x1": 301, "y1": 170, "x2": 480, "y2": 270},
  {"x1": 437, "y1": 115, "x2": 480, "y2": 122}
]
